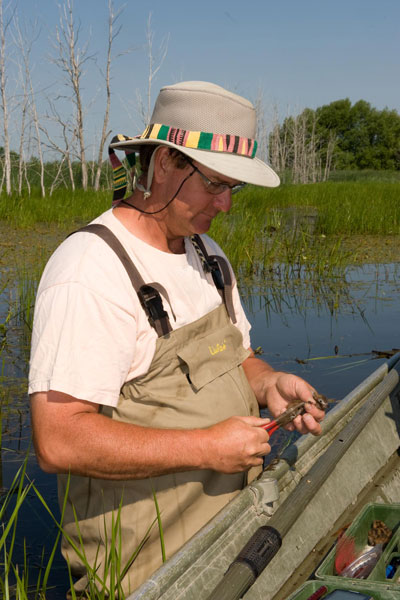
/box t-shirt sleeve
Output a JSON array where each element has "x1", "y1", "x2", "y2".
[{"x1": 29, "y1": 281, "x2": 137, "y2": 407}]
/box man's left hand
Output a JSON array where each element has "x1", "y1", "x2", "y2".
[{"x1": 242, "y1": 353, "x2": 325, "y2": 436}]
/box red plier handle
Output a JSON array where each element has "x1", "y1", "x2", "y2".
[
  {"x1": 261, "y1": 421, "x2": 281, "y2": 436},
  {"x1": 260, "y1": 400, "x2": 307, "y2": 437},
  {"x1": 260, "y1": 392, "x2": 329, "y2": 436}
]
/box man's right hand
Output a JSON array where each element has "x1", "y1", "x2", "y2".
[{"x1": 200, "y1": 416, "x2": 271, "y2": 473}]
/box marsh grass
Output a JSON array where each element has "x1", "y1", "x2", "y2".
[
  {"x1": 0, "y1": 266, "x2": 42, "y2": 373},
  {"x1": 231, "y1": 181, "x2": 400, "y2": 235},
  {"x1": 0, "y1": 180, "x2": 398, "y2": 235},
  {"x1": 1, "y1": 181, "x2": 399, "y2": 283},
  {"x1": 329, "y1": 169, "x2": 400, "y2": 183},
  {"x1": 208, "y1": 180, "x2": 400, "y2": 283},
  {"x1": 210, "y1": 193, "x2": 352, "y2": 280},
  {"x1": 0, "y1": 460, "x2": 165, "y2": 599},
  {"x1": 0, "y1": 189, "x2": 110, "y2": 228},
  {"x1": 14, "y1": 265, "x2": 43, "y2": 334}
]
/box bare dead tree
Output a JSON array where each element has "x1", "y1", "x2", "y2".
[
  {"x1": 269, "y1": 105, "x2": 337, "y2": 185},
  {"x1": 323, "y1": 131, "x2": 337, "y2": 181},
  {"x1": 40, "y1": 98, "x2": 78, "y2": 191},
  {"x1": 269, "y1": 103, "x2": 290, "y2": 179},
  {"x1": 13, "y1": 17, "x2": 45, "y2": 196},
  {"x1": 0, "y1": 154, "x2": 5, "y2": 191},
  {"x1": 14, "y1": 48, "x2": 29, "y2": 195},
  {"x1": 49, "y1": 154, "x2": 67, "y2": 195},
  {"x1": 253, "y1": 88, "x2": 269, "y2": 163},
  {"x1": 136, "y1": 11, "x2": 169, "y2": 126},
  {"x1": 291, "y1": 111, "x2": 313, "y2": 184},
  {"x1": 0, "y1": 0, "x2": 14, "y2": 196},
  {"x1": 50, "y1": 0, "x2": 94, "y2": 190},
  {"x1": 93, "y1": 0, "x2": 124, "y2": 191}
]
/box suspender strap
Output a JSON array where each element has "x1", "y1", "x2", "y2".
[
  {"x1": 70, "y1": 225, "x2": 235, "y2": 333},
  {"x1": 191, "y1": 234, "x2": 237, "y2": 324},
  {"x1": 74, "y1": 224, "x2": 173, "y2": 337}
]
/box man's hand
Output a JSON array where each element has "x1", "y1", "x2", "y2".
[
  {"x1": 242, "y1": 353, "x2": 325, "y2": 436},
  {"x1": 263, "y1": 372, "x2": 324, "y2": 435},
  {"x1": 201, "y1": 416, "x2": 272, "y2": 473}
]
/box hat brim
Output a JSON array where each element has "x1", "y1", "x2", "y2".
[{"x1": 110, "y1": 138, "x2": 280, "y2": 188}]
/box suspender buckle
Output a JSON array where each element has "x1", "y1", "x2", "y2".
[
  {"x1": 209, "y1": 260, "x2": 224, "y2": 290},
  {"x1": 138, "y1": 285, "x2": 169, "y2": 325}
]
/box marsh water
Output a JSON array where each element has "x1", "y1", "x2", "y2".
[{"x1": 1, "y1": 224, "x2": 400, "y2": 598}]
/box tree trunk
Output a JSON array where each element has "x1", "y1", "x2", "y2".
[{"x1": 0, "y1": 0, "x2": 11, "y2": 195}]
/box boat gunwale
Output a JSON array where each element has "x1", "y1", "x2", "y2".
[{"x1": 128, "y1": 353, "x2": 400, "y2": 600}]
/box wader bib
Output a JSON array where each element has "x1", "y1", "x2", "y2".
[{"x1": 59, "y1": 225, "x2": 260, "y2": 596}]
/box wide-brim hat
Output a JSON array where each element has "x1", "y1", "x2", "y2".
[{"x1": 110, "y1": 81, "x2": 280, "y2": 188}]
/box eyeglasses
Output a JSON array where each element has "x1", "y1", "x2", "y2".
[{"x1": 185, "y1": 158, "x2": 246, "y2": 195}]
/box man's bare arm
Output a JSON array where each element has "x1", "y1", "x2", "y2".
[{"x1": 30, "y1": 390, "x2": 271, "y2": 479}]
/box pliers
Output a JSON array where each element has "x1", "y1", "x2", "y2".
[{"x1": 260, "y1": 393, "x2": 329, "y2": 436}]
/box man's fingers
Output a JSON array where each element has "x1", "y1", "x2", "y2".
[{"x1": 293, "y1": 412, "x2": 322, "y2": 435}]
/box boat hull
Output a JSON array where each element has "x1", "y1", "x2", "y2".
[{"x1": 128, "y1": 355, "x2": 400, "y2": 600}]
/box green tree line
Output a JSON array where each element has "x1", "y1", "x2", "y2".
[{"x1": 269, "y1": 99, "x2": 400, "y2": 183}]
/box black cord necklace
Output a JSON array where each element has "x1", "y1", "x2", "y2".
[{"x1": 120, "y1": 169, "x2": 196, "y2": 215}]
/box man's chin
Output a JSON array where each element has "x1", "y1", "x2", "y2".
[{"x1": 194, "y1": 216, "x2": 215, "y2": 235}]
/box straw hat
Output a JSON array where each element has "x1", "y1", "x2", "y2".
[{"x1": 110, "y1": 81, "x2": 280, "y2": 188}]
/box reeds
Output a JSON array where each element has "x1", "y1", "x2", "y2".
[
  {"x1": 230, "y1": 181, "x2": 400, "y2": 235},
  {"x1": 0, "y1": 460, "x2": 165, "y2": 599},
  {"x1": 0, "y1": 180, "x2": 399, "y2": 235},
  {"x1": 0, "y1": 188, "x2": 110, "y2": 228},
  {"x1": 208, "y1": 180, "x2": 400, "y2": 282}
]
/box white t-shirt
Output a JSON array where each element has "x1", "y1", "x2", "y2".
[{"x1": 28, "y1": 209, "x2": 251, "y2": 408}]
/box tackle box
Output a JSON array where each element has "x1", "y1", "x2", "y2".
[
  {"x1": 286, "y1": 580, "x2": 399, "y2": 600},
  {"x1": 314, "y1": 503, "x2": 400, "y2": 592}
]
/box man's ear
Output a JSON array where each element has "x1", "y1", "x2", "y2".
[{"x1": 153, "y1": 146, "x2": 173, "y2": 183}]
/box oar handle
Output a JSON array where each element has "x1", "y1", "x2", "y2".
[{"x1": 206, "y1": 526, "x2": 282, "y2": 600}]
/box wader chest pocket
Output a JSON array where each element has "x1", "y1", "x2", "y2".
[{"x1": 177, "y1": 325, "x2": 244, "y2": 391}]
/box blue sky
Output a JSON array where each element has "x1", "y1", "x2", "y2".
[{"x1": 7, "y1": 0, "x2": 400, "y2": 153}]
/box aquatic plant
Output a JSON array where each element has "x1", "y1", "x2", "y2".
[
  {"x1": 233, "y1": 181, "x2": 400, "y2": 236},
  {"x1": 210, "y1": 189, "x2": 353, "y2": 282},
  {"x1": 0, "y1": 461, "x2": 165, "y2": 599},
  {"x1": 0, "y1": 181, "x2": 399, "y2": 235},
  {"x1": 0, "y1": 188, "x2": 110, "y2": 228}
]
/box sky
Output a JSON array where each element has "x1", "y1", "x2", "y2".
[{"x1": 4, "y1": 0, "x2": 400, "y2": 155}]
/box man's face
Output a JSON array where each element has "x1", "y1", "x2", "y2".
[{"x1": 164, "y1": 159, "x2": 240, "y2": 238}]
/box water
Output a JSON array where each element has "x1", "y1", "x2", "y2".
[
  {"x1": 244, "y1": 263, "x2": 400, "y2": 400},
  {"x1": 1, "y1": 253, "x2": 399, "y2": 598}
]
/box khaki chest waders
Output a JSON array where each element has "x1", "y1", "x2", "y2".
[{"x1": 59, "y1": 225, "x2": 260, "y2": 596}]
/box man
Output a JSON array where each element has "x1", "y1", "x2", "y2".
[{"x1": 29, "y1": 81, "x2": 324, "y2": 595}]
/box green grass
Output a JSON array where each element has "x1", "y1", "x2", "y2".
[
  {"x1": 328, "y1": 169, "x2": 400, "y2": 183},
  {"x1": 208, "y1": 181, "x2": 400, "y2": 276},
  {"x1": 0, "y1": 459, "x2": 165, "y2": 599},
  {"x1": 2, "y1": 180, "x2": 399, "y2": 303},
  {"x1": 229, "y1": 181, "x2": 400, "y2": 235},
  {"x1": 0, "y1": 188, "x2": 111, "y2": 228},
  {"x1": 1, "y1": 180, "x2": 399, "y2": 234}
]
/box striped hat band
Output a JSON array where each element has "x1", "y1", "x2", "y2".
[{"x1": 135, "y1": 124, "x2": 257, "y2": 158}]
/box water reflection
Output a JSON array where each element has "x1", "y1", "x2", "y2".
[{"x1": 244, "y1": 263, "x2": 400, "y2": 401}]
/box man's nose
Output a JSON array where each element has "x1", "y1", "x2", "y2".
[{"x1": 212, "y1": 190, "x2": 232, "y2": 212}]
